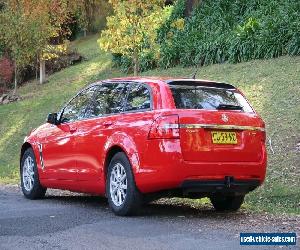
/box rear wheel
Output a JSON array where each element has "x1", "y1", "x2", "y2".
[
  {"x1": 210, "y1": 194, "x2": 244, "y2": 211},
  {"x1": 21, "y1": 148, "x2": 47, "y2": 199},
  {"x1": 106, "y1": 152, "x2": 143, "y2": 216}
]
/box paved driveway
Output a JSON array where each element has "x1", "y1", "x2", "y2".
[{"x1": 0, "y1": 185, "x2": 299, "y2": 250}]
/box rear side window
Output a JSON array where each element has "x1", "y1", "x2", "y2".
[
  {"x1": 125, "y1": 84, "x2": 151, "y2": 111},
  {"x1": 170, "y1": 85, "x2": 253, "y2": 113},
  {"x1": 86, "y1": 83, "x2": 127, "y2": 117}
]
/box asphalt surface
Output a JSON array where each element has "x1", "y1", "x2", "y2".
[{"x1": 0, "y1": 185, "x2": 299, "y2": 250}]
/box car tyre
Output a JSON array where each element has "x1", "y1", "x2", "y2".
[
  {"x1": 21, "y1": 148, "x2": 46, "y2": 199},
  {"x1": 210, "y1": 194, "x2": 244, "y2": 212},
  {"x1": 106, "y1": 152, "x2": 143, "y2": 216}
]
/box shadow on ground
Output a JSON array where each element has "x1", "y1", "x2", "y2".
[{"x1": 43, "y1": 193, "x2": 248, "y2": 220}]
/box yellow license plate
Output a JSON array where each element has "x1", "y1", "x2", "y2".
[{"x1": 211, "y1": 131, "x2": 237, "y2": 144}]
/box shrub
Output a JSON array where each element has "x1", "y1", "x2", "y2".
[
  {"x1": 113, "y1": 0, "x2": 300, "y2": 72},
  {"x1": 46, "y1": 50, "x2": 83, "y2": 75},
  {"x1": 157, "y1": 0, "x2": 186, "y2": 68},
  {"x1": 112, "y1": 50, "x2": 158, "y2": 73},
  {"x1": 158, "y1": 0, "x2": 300, "y2": 67}
]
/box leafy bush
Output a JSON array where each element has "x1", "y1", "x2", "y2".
[
  {"x1": 156, "y1": 0, "x2": 186, "y2": 68},
  {"x1": 113, "y1": 0, "x2": 300, "y2": 72},
  {"x1": 45, "y1": 50, "x2": 83, "y2": 75},
  {"x1": 158, "y1": 0, "x2": 300, "y2": 68},
  {"x1": 112, "y1": 50, "x2": 159, "y2": 73}
]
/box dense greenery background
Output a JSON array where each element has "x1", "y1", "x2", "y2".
[{"x1": 115, "y1": 0, "x2": 300, "y2": 72}]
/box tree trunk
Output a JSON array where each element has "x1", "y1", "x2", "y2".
[
  {"x1": 184, "y1": 0, "x2": 200, "y2": 17},
  {"x1": 133, "y1": 53, "x2": 139, "y2": 76},
  {"x1": 39, "y1": 59, "x2": 46, "y2": 84},
  {"x1": 35, "y1": 57, "x2": 38, "y2": 81},
  {"x1": 83, "y1": 29, "x2": 87, "y2": 37},
  {"x1": 13, "y1": 62, "x2": 17, "y2": 94}
]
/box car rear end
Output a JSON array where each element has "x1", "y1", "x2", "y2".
[{"x1": 141, "y1": 79, "x2": 267, "y2": 202}]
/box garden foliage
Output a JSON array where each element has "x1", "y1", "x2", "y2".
[{"x1": 115, "y1": 0, "x2": 300, "y2": 71}]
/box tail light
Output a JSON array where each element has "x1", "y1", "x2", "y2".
[{"x1": 148, "y1": 114, "x2": 180, "y2": 139}]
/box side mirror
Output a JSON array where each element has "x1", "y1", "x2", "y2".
[{"x1": 47, "y1": 113, "x2": 58, "y2": 125}]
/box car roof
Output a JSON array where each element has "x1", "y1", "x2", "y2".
[{"x1": 89, "y1": 77, "x2": 236, "y2": 90}]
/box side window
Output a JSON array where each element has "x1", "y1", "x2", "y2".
[
  {"x1": 86, "y1": 83, "x2": 127, "y2": 117},
  {"x1": 61, "y1": 87, "x2": 96, "y2": 123},
  {"x1": 125, "y1": 84, "x2": 151, "y2": 112}
]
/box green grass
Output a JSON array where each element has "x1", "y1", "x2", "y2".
[{"x1": 0, "y1": 35, "x2": 299, "y2": 214}]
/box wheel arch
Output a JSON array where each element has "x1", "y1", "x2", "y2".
[
  {"x1": 104, "y1": 145, "x2": 125, "y2": 179},
  {"x1": 103, "y1": 141, "x2": 141, "y2": 193},
  {"x1": 20, "y1": 142, "x2": 33, "y2": 169}
]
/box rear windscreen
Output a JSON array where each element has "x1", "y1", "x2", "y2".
[{"x1": 170, "y1": 85, "x2": 253, "y2": 112}]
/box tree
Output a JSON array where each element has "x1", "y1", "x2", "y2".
[
  {"x1": 0, "y1": 1, "x2": 66, "y2": 90},
  {"x1": 75, "y1": 0, "x2": 112, "y2": 35},
  {"x1": 0, "y1": 0, "x2": 89, "y2": 90},
  {"x1": 99, "y1": 0, "x2": 166, "y2": 76},
  {"x1": 0, "y1": 3, "x2": 45, "y2": 92}
]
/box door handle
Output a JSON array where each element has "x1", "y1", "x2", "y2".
[{"x1": 103, "y1": 121, "x2": 113, "y2": 127}]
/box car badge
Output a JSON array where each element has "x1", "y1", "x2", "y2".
[{"x1": 221, "y1": 114, "x2": 229, "y2": 122}]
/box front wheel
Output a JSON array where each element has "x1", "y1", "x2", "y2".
[
  {"x1": 210, "y1": 194, "x2": 244, "y2": 212},
  {"x1": 21, "y1": 148, "x2": 47, "y2": 199},
  {"x1": 106, "y1": 152, "x2": 143, "y2": 216}
]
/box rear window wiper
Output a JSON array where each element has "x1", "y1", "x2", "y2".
[{"x1": 217, "y1": 104, "x2": 243, "y2": 110}]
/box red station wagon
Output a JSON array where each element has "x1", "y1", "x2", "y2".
[{"x1": 20, "y1": 77, "x2": 267, "y2": 215}]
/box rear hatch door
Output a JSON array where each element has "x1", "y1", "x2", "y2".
[
  {"x1": 179, "y1": 110, "x2": 264, "y2": 162},
  {"x1": 169, "y1": 81, "x2": 265, "y2": 162}
]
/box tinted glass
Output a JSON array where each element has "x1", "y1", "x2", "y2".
[
  {"x1": 61, "y1": 87, "x2": 96, "y2": 123},
  {"x1": 170, "y1": 85, "x2": 253, "y2": 112},
  {"x1": 86, "y1": 83, "x2": 126, "y2": 117},
  {"x1": 125, "y1": 84, "x2": 151, "y2": 111}
]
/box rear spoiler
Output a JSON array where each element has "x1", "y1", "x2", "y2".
[{"x1": 166, "y1": 80, "x2": 236, "y2": 90}]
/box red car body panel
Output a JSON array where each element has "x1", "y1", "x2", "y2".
[{"x1": 21, "y1": 78, "x2": 267, "y2": 196}]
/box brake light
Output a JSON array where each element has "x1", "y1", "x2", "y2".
[{"x1": 148, "y1": 115, "x2": 180, "y2": 139}]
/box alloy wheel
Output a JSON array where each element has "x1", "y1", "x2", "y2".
[
  {"x1": 110, "y1": 162, "x2": 127, "y2": 207},
  {"x1": 22, "y1": 156, "x2": 35, "y2": 192}
]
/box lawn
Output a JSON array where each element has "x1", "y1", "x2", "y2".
[{"x1": 0, "y1": 35, "x2": 299, "y2": 214}]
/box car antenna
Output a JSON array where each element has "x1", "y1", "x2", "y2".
[{"x1": 191, "y1": 58, "x2": 201, "y2": 80}]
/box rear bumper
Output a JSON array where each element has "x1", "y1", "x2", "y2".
[
  {"x1": 181, "y1": 178, "x2": 260, "y2": 195},
  {"x1": 135, "y1": 140, "x2": 267, "y2": 194},
  {"x1": 136, "y1": 160, "x2": 266, "y2": 194}
]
